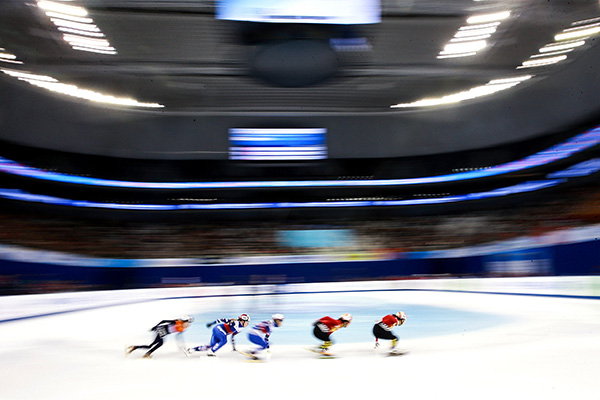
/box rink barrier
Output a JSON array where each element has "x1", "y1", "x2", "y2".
[
  {"x1": 1, "y1": 276, "x2": 598, "y2": 323},
  {"x1": 1, "y1": 237, "x2": 599, "y2": 290}
]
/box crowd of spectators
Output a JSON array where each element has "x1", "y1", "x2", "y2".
[
  {"x1": 0, "y1": 183, "x2": 598, "y2": 261},
  {"x1": 1, "y1": 181, "x2": 599, "y2": 294}
]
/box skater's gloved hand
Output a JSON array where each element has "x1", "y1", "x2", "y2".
[{"x1": 206, "y1": 321, "x2": 215, "y2": 328}]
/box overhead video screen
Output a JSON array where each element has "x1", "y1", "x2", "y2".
[
  {"x1": 216, "y1": 0, "x2": 381, "y2": 25},
  {"x1": 229, "y1": 128, "x2": 327, "y2": 160}
]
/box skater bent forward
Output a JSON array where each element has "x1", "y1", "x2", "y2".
[
  {"x1": 312, "y1": 313, "x2": 352, "y2": 353},
  {"x1": 373, "y1": 311, "x2": 407, "y2": 353},
  {"x1": 126, "y1": 315, "x2": 193, "y2": 358}
]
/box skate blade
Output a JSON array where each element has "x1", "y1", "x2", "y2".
[
  {"x1": 237, "y1": 350, "x2": 260, "y2": 361},
  {"x1": 387, "y1": 350, "x2": 408, "y2": 357},
  {"x1": 305, "y1": 347, "x2": 335, "y2": 358}
]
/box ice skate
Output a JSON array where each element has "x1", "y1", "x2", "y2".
[
  {"x1": 125, "y1": 346, "x2": 135, "y2": 357},
  {"x1": 238, "y1": 350, "x2": 260, "y2": 361},
  {"x1": 388, "y1": 348, "x2": 408, "y2": 356},
  {"x1": 142, "y1": 353, "x2": 152, "y2": 359},
  {"x1": 305, "y1": 345, "x2": 334, "y2": 358}
]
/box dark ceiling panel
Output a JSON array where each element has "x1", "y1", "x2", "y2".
[{"x1": 1, "y1": 0, "x2": 600, "y2": 160}]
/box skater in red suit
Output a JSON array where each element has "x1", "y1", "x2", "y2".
[
  {"x1": 126, "y1": 315, "x2": 193, "y2": 358},
  {"x1": 373, "y1": 311, "x2": 406, "y2": 354},
  {"x1": 312, "y1": 313, "x2": 352, "y2": 354}
]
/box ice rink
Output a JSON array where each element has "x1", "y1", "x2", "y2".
[{"x1": 1, "y1": 279, "x2": 599, "y2": 400}]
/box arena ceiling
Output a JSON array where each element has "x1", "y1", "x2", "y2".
[{"x1": 1, "y1": 0, "x2": 600, "y2": 160}]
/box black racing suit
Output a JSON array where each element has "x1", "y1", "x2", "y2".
[{"x1": 131, "y1": 320, "x2": 177, "y2": 356}]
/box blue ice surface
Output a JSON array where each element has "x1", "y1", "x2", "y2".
[{"x1": 179, "y1": 290, "x2": 511, "y2": 347}]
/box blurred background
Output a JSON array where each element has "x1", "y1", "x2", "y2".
[{"x1": 1, "y1": 0, "x2": 600, "y2": 294}]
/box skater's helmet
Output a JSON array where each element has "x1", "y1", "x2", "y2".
[
  {"x1": 272, "y1": 314, "x2": 285, "y2": 326},
  {"x1": 396, "y1": 311, "x2": 407, "y2": 322},
  {"x1": 239, "y1": 314, "x2": 250, "y2": 322},
  {"x1": 182, "y1": 315, "x2": 194, "y2": 323},
  {"x1": 339, "y1": 313, "x2": 353, "y2": 324}
]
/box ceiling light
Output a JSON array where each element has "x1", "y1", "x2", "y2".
[
  {"x1": 50, "y1": 18, "x2": 101, "y2": 32},
  {"x1": 0, "y1": 46, "x2": 20, "y2": 62},
  {"x1": 391, "y1": 75, "x2": 531, "y2": 108},
  {"x1": 555, "y1": 25, "x2": 600, "y2": 41},
  {"x1": 436, "y1": 52, "x2": 477, "y2": 59},
  {"x1": 454, "y1": 27, "x2": 497, "y2": 38},
  {"x1": 459, "y1": 22, "x2": 501, "y2": 30},
  {"x1": 517, "y1": 55, "x2": 568, "y2": 68},
  {"x1": 0, "y1": 59, "x2": 23, "y2": 65},
  {"x1": 44, "y1": 11, "x2": 94, "y2": 24},
  {"x1": 487, "y1": 76, "x2": 532, "y2": 85},
  {"x1": 571, "y1": 17, "x2": 600, "y2": 26},
  {"x1": 2, "y1": 69, "x2": 57, "y2": 82},
  {"x1": 27, "y1": 80, "x2": 164, "y2": 108},
  {"x1": 37, "y1": 1, "x2": 88, "y2": 17},
  {"x1": 563, "y1": 22, "x2": 600, "y2": 32},
  {"x1": 0, "y1": 52, "x2": 16, "y2": 60},
  {"x1": 70, "y1": 45, "x2": 117, "y2": 55},
  {"x1": 438, "y1": 12, "x2": 508, "y2": 59},
  {"x1": 441, "y1": 40, "x2": 487, "y2": 55},
  {"x1": 0, "y1": 50, "x2": 23, "y2": 65},
  {"x1": 450, "y1": 34, "x2": 491, "y2": 43},
  {"x1": 39, "y1": 1, "x2": 116, "y2": 55},
  {"x1": 539, "y1": 40, "x2": 585, "y2": 53},
  {"x1": 530, "y1": 49, "x2": 574, "y2": 58},
  {"x1": 56, "y1": 26, "x2": 106, "y2": 38},
  {"x1": 62, "y1": 34, "x2": 113, "y2": 49},
  {"x1": 1, "y1": 68, "x2": 163, "y2": 108},
  {"x1": 466, "y1": 11, "x2": 510, "y2": 25}
]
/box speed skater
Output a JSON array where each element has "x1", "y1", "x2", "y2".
[
  {"x1": 373, "y1": 311, "x2": 407, "y2": 354},
  {"x1": 312, "y1": 313, "x2": 352, "y2": 354},
  {"x1": 244, "y1": 314, "x2": 284, "y2": 359},
  {"x1": 126, "y1": 315, "x2": 194, "y2": 359},
  {"x1": 186, "y1": 314, "x2": 250, "y2": 357}
]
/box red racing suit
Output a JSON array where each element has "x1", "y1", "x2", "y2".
[
  {"x1": 315, "y1": 316, "x2": 344, "y2": 336},
  {"x1": 377, "y1": 314, "x2": 403, "y2": 331}
]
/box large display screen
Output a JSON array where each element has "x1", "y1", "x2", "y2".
[
  {"x1": 216, "y1": 0, "x2": 381, "y2": 25},
  {"x1": 278, "y1": 229, "x2": 355, "y2": 248},
  {"x1": 229, "y1": 128, "x2": 327, "y2": 161}
]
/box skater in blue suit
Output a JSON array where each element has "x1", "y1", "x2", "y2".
[
  {"x1": 186, "y1": 314, "x2": 250, "y2": 357},
  {"x1": 244, "y1": 314, "x2": 284, "y2": 359}
]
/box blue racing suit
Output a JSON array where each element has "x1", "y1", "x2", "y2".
[
  {"x1": 247, "y1": 320, "x2": 276, "y2": 351},
  {"x1": 207, "y1": 318, "x2": 246, "y2": 353}
]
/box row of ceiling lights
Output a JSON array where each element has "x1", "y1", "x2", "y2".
[
  {"x1": 518, "y1": 17, "x2": 600, "y2": 69},
  {"x1": 437, "y1": 11, "x2": 511, "y2": 59},
  {"x1": 0, "y1": 48, "x2": 23, "y2": 65},
  {"x1": 3, "y1": 2, "x2": 600, "y2": 111},
  {"x1": 391, "y1": 10, "x2": 600, "y2": 109},
  {"x1": 37, "y1": 0, "x2": 117, "y2": 55},
  {"x1": 1, "y1": 69, "x2": 164, "y2": 108},
  {"x1": 0, "y1": 1, "x2": 163, "y2": 109},
  {"x1": 393, "y1": 10, "x2": 527, "y2": 108}
]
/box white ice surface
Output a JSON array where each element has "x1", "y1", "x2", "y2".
[{"x1": 1, "y1": 286, "x2": 599, "y2": 400}]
